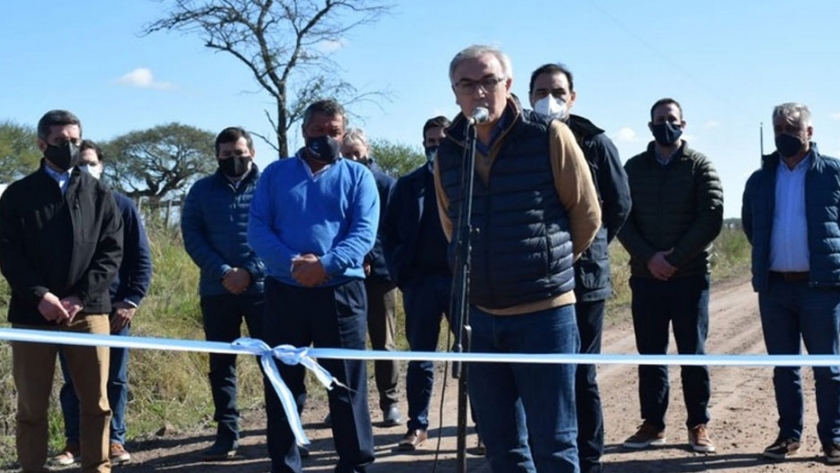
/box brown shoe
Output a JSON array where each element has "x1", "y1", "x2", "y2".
[
  {"x1": 623, "y1": 422, "x2": 666, "y2": 449},
  {"x1": 51, "y1": 443, "x2": 80, "y2": 466},
  {"x1": 110, "y1": 442, "x2": 132, "y2": 465},
  {"x1": 688, "y1": 424, "x2": 715, "y2": 453},
  {"x1": 397, "y1": 429, "x2": 428, "y2": 451}
]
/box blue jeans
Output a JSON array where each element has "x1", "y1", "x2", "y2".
[
  {"x1": 262, "y1": 278, "x2": 374, "y2": 473},
  {"x1": 200, "y1": 293, "x2": 264, "y2": 443},
  {"x1": 59, "y1": 318, "x2": 129, "y2": 446},
  {"x1": 758, "y1": 279, "x2": 840, "y2": 447},
  {"x1": 574, "y1": 299, "x2": 605, "y2": 473},
  {"x1": 403, "y1": 273, "x2": 455, "y2": 431},
  {"x1": 469, "y1": 304, "x2": 580, "y2": 473},
  {"x1": 630, "y1": 274, "x2": 711, "y2": 429}
]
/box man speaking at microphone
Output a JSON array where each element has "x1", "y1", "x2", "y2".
[{"x1": 434, "y1": 45, "x2": 601, "y2": 472}]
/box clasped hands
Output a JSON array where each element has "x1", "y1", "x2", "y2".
[
  {"x1": 38, "y1": 292, "x2": 83, "y2": 325},
  {"x1": 291, "y1": 254, "x2": 329, "y2": 287},
  {"x1": 647, "y1": 249, "x2": 677, "y2": 281}
]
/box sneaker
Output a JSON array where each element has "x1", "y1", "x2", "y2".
[
  {"x1": 51, "y1": 443, "x2": 80, "y2": 466},
  {"x1": 623, "y1": 422, "x2": 666, "y2": 449},
  {"x1": 762, "y1": 436, "x2": 800, "y2": 460},
  {"x1": 110, "y1": 443, "x2": 131, "y2": 464},
  {"x1": 382, "y1": 406, "x2": 404, "y2": 427},
  {"x1": 825, "y1": 443, "x2": 840, "y2": 464},
  {"x1": 688, "y1": 424, "x2": 716, "y2": 453}
]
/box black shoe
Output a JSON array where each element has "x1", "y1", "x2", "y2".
[
  {"x1": 762, "y1": 436, "x2": 800, "y2": 461},
  {"x1": 200, "y1": 440, "x2": 238, "y2": 461},
  {"x1": 298, "y1": 443, "x2": 310, "y2": 459},
  {"x1": 381, "y1": 406, "x2": 404, "y2": 427},
  {"x1": 825, "y1": 443, "x2": 840, "y2": 464}
]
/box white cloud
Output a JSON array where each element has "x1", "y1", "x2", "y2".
[
  {"x1": 611, "y1": 127, "x2": 637, "y2": 143},
  {"x1": 116, "y1": 68, "x2": 173, "y2": 90},
  {"x1": 316, "y1": 39, "x2": 347, "y2": 53},
  {"x1": 704, "y1": 120, "x2": 720, "y2": 128},
  {"x1": 830, "y1": 112, "x2": 840, "y2": 121}
]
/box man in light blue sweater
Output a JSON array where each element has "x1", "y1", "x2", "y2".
[{"x1": 248, "y1": 99, "x2": 379, "y2": 473}]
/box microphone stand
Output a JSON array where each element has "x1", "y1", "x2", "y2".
[{"x1": 451, "y1": 120, "x2": 478, "y2": 473}]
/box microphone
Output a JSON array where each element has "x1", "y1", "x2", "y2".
[{"x1": 467, "y1": 107, "x2": 489, "y2": 125}]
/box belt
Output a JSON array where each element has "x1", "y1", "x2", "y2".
[{"x1": 769, "y1": 271, "x2": 810, "y2": 283}]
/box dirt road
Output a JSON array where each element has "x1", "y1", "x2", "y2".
[{"x1": 39, "y1": 277, "x2": 840, "y2": 472}]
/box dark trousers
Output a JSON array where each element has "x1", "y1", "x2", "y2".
[
  {"x1": 630, "y1": 274, "x2": 711, "y2": 429},
  {"x1": 365, "y1": 278, "x2": 399, "y2": 411},
  {"x1": 263, "y1": 278, "x2": 374, "y2": 473},
  {"x1": 758, "y1": 279, "x2": 840, "y2": 446},
  {"x1": 200, "y1": 293, "x2": 264, "y2": 443},
  {"x1": 403, "y1": 273, "x2": 454, "y2": 431},
  {"x1": 575, "y1": 299, "x2": 605, "y2": 473}
]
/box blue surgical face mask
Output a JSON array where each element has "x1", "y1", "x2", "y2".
[
  {"x1": 424, "y1": 146, "x2": 438, "y2": 164},
  {"x1": 651, "y1": 121, "x2": 683, "y2": 146},
  {"x1": 305, "y1": 135, "x2": 341, "y2": 163},
  {"x1": 775, "y1": 133, "x2": 804, "y2": 158}
]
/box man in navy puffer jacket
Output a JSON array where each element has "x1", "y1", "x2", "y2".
[
  {"x1": 182, "y1": 126, "x2": 265, "y2": 461},
  {"x1": 742, "y1": 102, "x2": 840, "y2": 464}
]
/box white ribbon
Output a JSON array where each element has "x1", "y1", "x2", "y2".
[{"x1": 3, "y1": 327, "x2": 840, "y2": 445}]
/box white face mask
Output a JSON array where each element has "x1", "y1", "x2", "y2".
[
  {"x1": 79, "y1": 163, "x2": 103, "y2": 180},
  {"x1": 533, "y1": 95, "x2": 567, "y2": 120}
]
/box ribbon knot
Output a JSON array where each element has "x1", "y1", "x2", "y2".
[{"x1": 232, "y1": 338, "x2": 337, "y2": 445}]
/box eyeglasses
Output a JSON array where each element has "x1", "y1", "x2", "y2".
[{"x1": 453, "y1": 76, "x2": 505, "y2": 95}]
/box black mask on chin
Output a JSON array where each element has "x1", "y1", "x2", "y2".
[
  {"x1": 218, "y1": 157, "x2": 250, "y2": 177},
  {"x1": 305, "y1": 135, "x2": 342, "y2": 163},
  {"x1": 44, "y1": 142, "x2": 81, "y2": 172}
]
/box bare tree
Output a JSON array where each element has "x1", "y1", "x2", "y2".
[{"x1": 144, "y1": 0, "x2": 392, "y2": 156}]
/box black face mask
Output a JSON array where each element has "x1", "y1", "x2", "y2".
[
  {"x1": 651, "y1": 122, "x2": 683, "y2": 147},
  {"x1": 218, "y1": 157, "x2": 250, "y2": 177},
  {"x1": 305, "y1": 135, "x2": 341, "y2": 163},
  {"x1": 775, "y1": 133, "x2": 804, "y2": 159},
  {"x1": 44, "y1": 142, "x2": 80, "y2": 172}
]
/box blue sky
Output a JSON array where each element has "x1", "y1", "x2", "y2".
[{"x1": 3, "y1": 1, "x2": 840, "y2": 218}]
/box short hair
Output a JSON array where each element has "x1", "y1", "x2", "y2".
[
  {"x1": 37, "y1": 109, "x2": 82, "y2": 141},
  {"x1": 650, "y1": 98, "x2": 683, "y2": 121},
  {"x1": 422, "y1": 116, "x2": 451, "y2": 140},
  {"x1": 529, "y1": 63, "x2": 574, "y2": 94},
  {"x1": 302, "y1": 99, "x2": 347, "y2": 129},
  {"x1": 772, "y1": 102, "x2": 812, "y2": 129},
  {"x1": 342, "y1": 128, "x2": 369, "y2": 148},
  {"x1": 449, "y1": 45, "x2": 513, "y2": 83},
  {"x1": 215, "y1": 126, "x2": 253, "y2": 155},
  {"x1": 79, "y1": 139, "x2": 103, "y2": 163}
]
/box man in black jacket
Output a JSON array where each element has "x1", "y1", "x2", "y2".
[
  {"x1": 529, "y1": 63, "x2": 632, "y2": 473},
  {"x1": 0, "y1": 109, "x2": 123, "y2": 473},
  {"x1": 382, "y1": 115, "x2": 460, "y2": 451}
]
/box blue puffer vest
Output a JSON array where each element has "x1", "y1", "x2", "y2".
[
  {"x1": 437, "y1": 107, "x2": 575, "y2": 309},
  {"x1": 742, "y1": 144, "x2": 840, "y2": 291}
]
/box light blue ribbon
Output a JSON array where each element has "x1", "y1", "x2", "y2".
[{"x1": 3, "y1": 327, "x2": 840, "y2": 445}]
